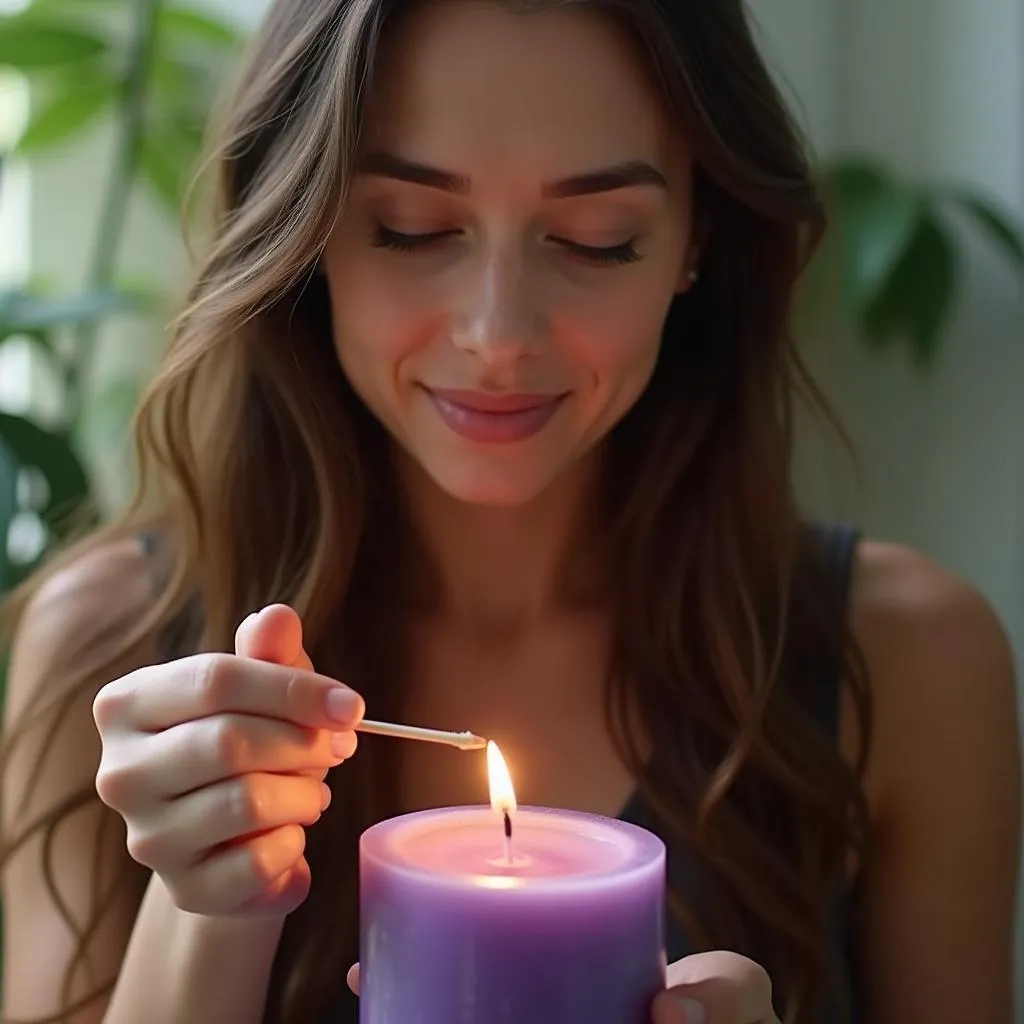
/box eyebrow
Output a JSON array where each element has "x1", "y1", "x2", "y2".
[{"x1": 356, "y1": 151, "x2": 668, "y2": 198}]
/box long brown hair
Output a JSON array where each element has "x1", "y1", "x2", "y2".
[{"x1": 1, "y1": 1, "x2": 870, "y2": 1022}]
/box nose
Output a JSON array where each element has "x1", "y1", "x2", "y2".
[{"x1": 451, "y1": 247, "x2": 545, "y2": 366}]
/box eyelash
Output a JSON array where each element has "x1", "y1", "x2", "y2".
[{"x1": 371, "y1": 225, "x2": 643, "y2": 266}]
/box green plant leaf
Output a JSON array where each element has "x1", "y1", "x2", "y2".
[
  {"x1": 17, "y1": 73, "x2": 118, "y2": 153},
  {"x1": 821, "y1": 160, "x2": 925, "y2": 314},
  {"x1": 862, "y1": 210, "x2": 959, "y2": 367},
  {"x1": 139, "y1": 134, "x2": 184, "y2": 210},
  {"x1": 0, "y1": 18, "x2": 108, "y2": 70},
  {"x1": 0, "y1": 412, "x2": 91, "y2": 538},
  {"x1": 0, "y1": 288, "x2": 138, "y2": 333},
  {"x1": 149, "y1": 52, "x2": 221, "y2": 140},
  {"x1": 25, "y1": 0, "x2": 118, "y2": 9},
  {"x1": 150, "y1": 49, "x2": 193, "y2": 97},
  {"x1": 820, "y1": 157, "x2": 891, "y2": 203},
  {"x1": 952, "y1": 190, "x2": 1024, "y2": 271},
  {"x1": 0, "y1": 433, "x2": 18, "y2": 591},
  {"x1": 138, "y1": 125, "x2": 196, "y2": 210},
  {"x1": 157, "y1": 5, "x2": 240, "y2": 47},
  {"x1": 839, "y1": 187, "x2": 924, "y2": 313}
]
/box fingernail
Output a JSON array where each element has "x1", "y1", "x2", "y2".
[
  {"x1": 676, "y1": 997, "x2": 706, "y2": 1024},
  {"x1": 320, "y1": 782, "x2": 332, "y2": 811},
  {"x1": 325, "y1": 687, "x2": 360, "y2": 724},
  {"x1": 331, "y1": 731, "x2": 352, "y2": 759}
]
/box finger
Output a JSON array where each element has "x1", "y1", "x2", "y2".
[
  {"x1": 288, "y1": 745, "x2": 357, "y2": 780},
  {"x1": 235, "y1": 604, "x2": 315, "y2": 671},
  {"x1": 95, "y1": 654, "x2": 364, "y2": 734},
  {"x1": 652, "y1": 987, "x2": 778, "y2": 1024},
  {"x1": 654, "y1": 953, "x2": 777, "y2": 1024},
  {"x1": 126, "y1": 772, "x2": 330, "y2": 870},
  {"x1": 347, "y1": 963, "x2": 360, "y2": 996},
  {"x1": 242, "y1": 857, "x2": 312, "y2": 917},
  {"x1": 129, "y1": 714, "x2": 353, "y2": 800},
  {"x1": 169, "y1": 823, "x2": 308, "y2": 916}
]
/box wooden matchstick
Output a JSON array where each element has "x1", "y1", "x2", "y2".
[{"x1": 355, "y1": 719, "x2": 487, "y2": 751}]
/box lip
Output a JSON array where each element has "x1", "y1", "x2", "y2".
[{"x1": 424, "y1": 388, "x2": 568, "y2": 444}]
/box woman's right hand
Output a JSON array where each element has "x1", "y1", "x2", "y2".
[{"x1": 92, "y1": 604, "x2": 364, "y2": 919}]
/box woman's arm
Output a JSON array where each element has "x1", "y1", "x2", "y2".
[
  {"x1": 1, "y1": 539, "x2": 285, "y2": 1024},
  {"x1": 852, "y1": 542, "x2": 1021, "y2": 1024},
  {"x1": 106, "y1": 874, "x2": 285, "y2": 1024}
]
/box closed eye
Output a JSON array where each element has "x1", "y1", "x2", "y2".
[
  {"x1": 372, "y1": 225, "x2": 457, "y2": 252},
  {"x1": 551, "y1": 237, "x2": 643, "y2": 266},
  {"x1": 371, "y1": 224, "x2": 643, "y2": 266}
]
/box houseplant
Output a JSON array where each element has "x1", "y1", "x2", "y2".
[{"x1": 0, "y1": 0, "x2": 241, "y2": 595}]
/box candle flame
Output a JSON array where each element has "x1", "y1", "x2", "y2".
[{"x1": 486, "y1": 741, "x2": 517, "y2": 817}]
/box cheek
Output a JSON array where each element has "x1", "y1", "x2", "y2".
[
  {"x1": 324, "y1": 245, "x2": 437, "y2": 397},
  {"x1": 559, "y1": 269, "x2": 674, "y2": 399}
]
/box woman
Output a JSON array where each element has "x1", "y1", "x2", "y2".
[{"x1": 1, "y1": 1, "x2": 1019, "y2": 1022}]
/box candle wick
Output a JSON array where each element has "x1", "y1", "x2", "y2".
[{"x1": 503, "y1": 809, "x2": 513, "y2": 865}]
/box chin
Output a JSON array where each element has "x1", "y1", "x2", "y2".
[{"x1": 420, "y1": 456, "x2": 558, "y2": 508}]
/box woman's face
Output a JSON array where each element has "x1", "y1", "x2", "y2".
[{"x1": 324, "y1": 0, "x2": 696, "y2": 506}]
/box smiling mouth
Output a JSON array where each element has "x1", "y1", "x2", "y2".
[{"x1": 424, "y1": 388, "x2": 568, "y2": 444}]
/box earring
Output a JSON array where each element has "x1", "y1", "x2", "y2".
[{"x1": 688, "y1": 268, "x2": 699, "y2": 285}]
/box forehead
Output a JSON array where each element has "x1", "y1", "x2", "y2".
[{"x1": 362, "y1": 0, "x2": 679, "y2": 177}]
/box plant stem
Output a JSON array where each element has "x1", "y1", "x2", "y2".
[{"x1": 66, "y1": 0, "x2": 163, "y2": 431}]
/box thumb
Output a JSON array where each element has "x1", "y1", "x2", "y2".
[
  {"x1": 235, "y1": 604, "x2": 314, "y2": 670},
  {"x1": 651, "y1": 989, "x2": 707, "y2": 1024},
  {"x1": 653, "y1": 952, "x2": 777, "y2": 1024},
  {"x1": 236, "y1": 606, "x2": 335, "y2": 783}
]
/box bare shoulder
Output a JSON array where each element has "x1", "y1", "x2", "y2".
[
  {"x1": 845, "y1": 542, "x2": 1020, "y2": 1021},
  {"x1": 4, "y1": 534, "x2": 158, "y2": 825},
  {"x1": 13, "y1": 533, "x2": 153, "y2": 634},
  {"x1": 850, "y1": 540, "x2": 1017, "y2": 749},
  {"x1": 852, "y1": 538, "x2": 1011, "y2": 643},
  {"x1": 850, "y1": 540, "x2": 1019, "y2": 791},
  {"x1": 5, "y1": 535, "x2": 156, "y2": 720}
]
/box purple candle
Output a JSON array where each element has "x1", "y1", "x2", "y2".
[{"x1": 359, "y1": 743, "x2": 666, "y2": 1024}]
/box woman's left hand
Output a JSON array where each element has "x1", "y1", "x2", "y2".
[
  {"x1": 653, "y1": 952, "x2": 780, "y2": 1024},
  {"x1": 348, "y1": 951, "x2": 780, "y2": 1023}
]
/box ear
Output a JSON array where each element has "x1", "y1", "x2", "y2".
[
  {"x1": 676, "y1": 216, "x2": 711, "y2": 294},
  {"x1": 676, "y1": 259, "x2": 700, "y2": 294}
]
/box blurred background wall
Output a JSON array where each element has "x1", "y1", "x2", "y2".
[
  {"x1": 755, "y1": 0, "x2": 1024, "y2": 660},
  {"x1": 761, "y1": 4, "x2": 1024, "y2": 1000},
  {"x1": 2, "y1": 0, "x2": 1023, "y2": 1012}
]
